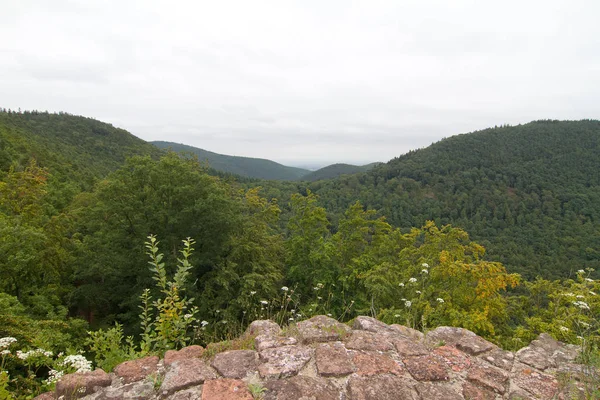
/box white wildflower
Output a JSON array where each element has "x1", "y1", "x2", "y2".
[
  {"x1": 201, "y1": 320, "x2": 209, "y2": 327},
  {"x1": 281, "y1": 286, "x2": 289, "y2": 292},
  {"x1": 260, "y1": 300, "x2": 268, "y2": 305},
  {"x1": 559, "y1": 326, "x2": 569, "y2": 332},
  {"x1": 44, "y1": 369, "x2": 64, "y2": 385},
  {"x1": 564, "y1": 293, "x2": 575, "y2": 297},
  {"x1": 327, "y1": 313, "x2": 332, "y2": 317},
  {"x1": 317, "y1": 296, "x2": 323, "y2": 300},
  {"x1": 573, "y1": 301, "x2": 590, "y2": 310},
  {"x1": 398, "y1": 283, "x2": 405, "y2": 287},
  {"x1": 578, "y1": 269, "x2": 585, "y2": 274},
  {"x1": 422, "y1": 263, "x2": 429, "y2": 268},
  {"x1": 421, "y1": 269, "x2": 428, "y2": 274},
  {"x1": 416, "y1": 290, "x2": 422, "y2": 294},
  {"x1": 404, "y1": 300, "x2": 412, "y2": 308},
  {"x1": 0, "y1": 350, "x2": 10, "y2": 356},
  {"x1": 576, "y1": 295, "x2": 585, "y2": 299},
  {"x1": 184, "y1": 314, "x2": 193, "y2": 319},
  {"x1": 585, "y1": 278, "x2": 593, "y2": 282},
  {"x1": 288, "y1": 317, "x2": 294, "y2": 321},
  {"x1": 579, "y1": 321, "x2": 591, "y2": 328},
  {"x1": 0, "y1": 337, "x2": 17, "y2": 349},
  {"x1": 409, "y1": 278, "x2": 417, "y2": 283},
  {"x1": 221, "y1": 320, "x2": 227, "y2": 324},
  {"x1": 436, "y1": 298, "x2": 444, "y2": 303},
  {"x1": 250, "y1": 291, "x2": 257, "y2": 295},
  {"x1": 63, "y1": 354, "x2": 92, "y2": 373},
  {"x1": 394, "y1": 314, "x2": 401, "y2": 318}
]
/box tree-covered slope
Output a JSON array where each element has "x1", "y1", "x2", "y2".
[
  {"x1": 306, "y1": 120, "x2": 600, "y2": 279},
  {"x1": 0, "y1": 111, "x2": 162, "y2": 207},
  {"x1": 300, "y1": 162, "x2": 381, "y2": 182},
  {"x1": 152, "y1": 141, "x2": 310, "y2": 180}
]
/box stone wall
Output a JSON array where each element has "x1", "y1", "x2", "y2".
[{"x1": 36, "y1": 315, "x2": 596, "y2": 400}]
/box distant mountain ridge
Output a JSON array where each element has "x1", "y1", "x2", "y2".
[
  {"x1": 152, "y1": 141, "x2": 379, "y2": 181},
  {"x1": 301, "y1": 162, "x2": 382, "y2": 181}
]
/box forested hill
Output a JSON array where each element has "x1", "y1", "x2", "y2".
[
  {"x1": 0, "y1": 111, "x2": 162, "y2": 207},
  {"x1": 301, "y1": 162, "x2": 381, "y2": 181},
  {"x1": 152, "y1": 141, "x2": 311, "y2": 180},
  {"x1": 304, "y1": 120, "x2": 600, "y2": 279}
]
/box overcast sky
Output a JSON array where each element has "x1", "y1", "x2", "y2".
[{"x1": 2, "y1": 1, "x2": 599, "y2": 168}]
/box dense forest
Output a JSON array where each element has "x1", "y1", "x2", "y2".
[{"x1": 0, "y1": 110, "x2": 598, "y2": 397}]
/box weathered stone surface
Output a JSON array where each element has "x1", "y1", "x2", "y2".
[
  {"x1": 456, "y1": 335, "x2": 497, "y2": 356},
  {"x1": 33, "y1": 315, "x2": 596, "y2": 400},
  {"x1": 211, "y1": 350, "x2": 258, "y2": 379},
  {"x1": 264, "y1": 375, "x2": 339, "y2": 400},
  {"x1": 113, "y1": 355, "x2": 159, "y2": 384},
  {"x1": 467, "y1": 363, "x2": 509, "y2": 394},
  {"x1": 530, "y1": 332, "x2": 562, "y2": 353},
  {"x1": 551, "y1": 343, "x2": 580, "y2": 365},
  {"x1": 515, "y1": 346, "x2": 553, "y2": 370},
  {"x1": 296, "y1": 315, "x2": 351, "y2": 344},
  {"x1": 244, "y1": 319, "x2": 281, "y2": 337},
  {"x1": 163, "y1": 345, "x2": 204, "y2": 367},
  {"x1": 258, "y1": 345, "x2": 313, "y2": 379},
  {"x1": 479, "y1": 347, "x2": 515, "y2": 371},
  {"x1": 507, "y1": 386, "x2": 536, "y2": 400},
  {"x1": 511, "y1": 362, "x2": 560, "y2": 399},
  {"x1": 353, "y1": 352, "x2": 403, "y2": 376},
  {"x1": 56, "y1": 369, "x2": 112, "y2": 400},
  {"x1": 415, "y1": 383, "x2": 463, "y2": 400},
  {"x1": 255, "y1": 334, "x2": 298, "y2": 352},
  {"x1": 394, "y1": 337, "x2": 429, "y2": 357},
  {"x1": 169, "y1": 386, "x2": 203, "y2": 400},
  {"x1": 425, "y1": 326, "x2": 476, "y2": 348},
  {"x1": 160, "y1": 358, "x2": 216, "y2": 395},
  {"x1": 352, "y1": 316, "x2": 397, "y2": 335},
  {"x1": 433, "y1": 345, "x2": 472, "y2": 372},
  {"x1": 202, "y1": 379, "x2": 253, "y2": 400},
  {"x1": 92, "y1": 380, "x2": 155, "y2": 399},
  {"x1": 315, "y1": 342, "x2": 355, "y2": 377},
  {"x1": 404, "y1": 355, "x2": 449, "y2": 381},
  {"x1": 347, "y1": 374, "x2": 418, "y2": 400},
  {"x1": 345, "y1": 330, "x2": 394, "y2": 352},
  {"x1": 390, "y1": 324, "x2": 425, "y2": 342},
  {"x1": 462, "y1": 382, "x2": 496, "y2": 400}
]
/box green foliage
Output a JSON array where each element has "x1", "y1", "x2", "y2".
[
  {"x1": 152, "y1": 141, "x2": 310, "y2": 180},
  {"x1": 86, "y1": 323, "x2": 135, "y2": 372},
  {"x1": 300, "y1": 162, "x2": 380, "y2": 182}
]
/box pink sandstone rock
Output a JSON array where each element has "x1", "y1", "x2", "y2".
[
  {"x1": 467, "y1": 363, "x2": 509, "y2": 394},
  {"x1": 345, "y1": 330, "x2": 395, "y2": 352},
  {"x1": 55, "y1": 369, "x2": 112, "y2": 399},
  {"x1": 403, "y1": 355, "x2": 450, "y2": 381},
  {"x1": 347, "y1": 374, "x2": 418, "y2": 400},
  {"x1": 163, "y1": 345, "x2": 204, "y2": 367},
  {"x1": 265, "y1": 375, "x2": 340, "y2": 400},
  {"x1": 296, "y1": 315, "x2": 351, "y2": 344},
  {"x1": 211, "y1": 350, "x2": 258, "y2": 379},
  {"x1": 315, "y1": 342, "x2": 356, "y2": 377},
  {"x1": 202, "y1": 379, "x2": 253, "y2": 400},
  {"x1": 462, "y1": 382, "x2": 496, "y2": 400},
  {"x1": 352, "y1": 351, "x2": 403, "y2": 376},
  {"x1": 258, "y1": 345, "x2": 313, "y2": 379},
  {"x1": 415, "y1": 382, "x2": 463, "y2": 400},
  {"x1": 160, "y1": 358, "x2": 216, "y2": 395},
  {"x1": 113, "y1": 355, "x2": 159, "y2": 384},
  {"x1": 433, "y1": 345, "x2": 472, "y2": 372}
]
